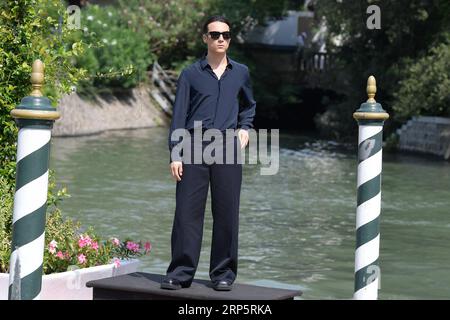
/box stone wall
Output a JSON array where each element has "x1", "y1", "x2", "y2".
[
  {"x1": 397, "y1": 116, "x2": 450, "y2": 160},
  {"x1": 52, "y1": 85, "x2": 170, "y2": 137}
]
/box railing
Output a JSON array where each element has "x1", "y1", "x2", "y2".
[
  {"x1": 151, "y1": 61, "x2": 177, "y2": 116},
  {"x1": 297, "y1": 52, "x2": 331, "y2": 73}
]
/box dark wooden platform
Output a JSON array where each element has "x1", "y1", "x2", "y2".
[{"x1": 86, "y1": 272, "x2": 302, "y2": 300}]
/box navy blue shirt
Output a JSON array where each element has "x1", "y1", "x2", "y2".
[{"x1": 168, "y1": 53, "x2": 256, "y2": 161}]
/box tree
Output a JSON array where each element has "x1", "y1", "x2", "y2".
[
  {"x1": 392, "y1": 35, "x2": 450, "y2": 121},
  {"x1": 314, "y1": 0, "x2": 450, "y2": 138}
]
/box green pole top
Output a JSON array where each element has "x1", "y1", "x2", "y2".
[
  {"x1": 10, "y1": 59, "x2": 60, "y2": 122},
  {"x1": 353, "y1": 76, "x2": 389, "y2": 122}
]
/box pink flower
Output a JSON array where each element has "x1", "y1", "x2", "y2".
[
  {"x1": 56, "y1": 251, "x2": 64, "y2": 260},
  {"x1": 48, "y1": 240, "x2": 57, "y2": 254},
  {"x1": 111, "y1": 238, "x2": 120, "y2": 246},
  {"x1": 113, "y1": 258, "x2": 121, "y2": 269},
  {"x1": 144, "y1": 241, "x2": 152, "y2": 254},
  {"x1": 77, "y1": 254, "x2": 87, "y2": 264},
  {"x1": 91, "y1": 241, "x2": 99, "y2": 251},
  {"x1": 78, "y1": 238, "x2": 86, "y2": 248},
  {"x1": 78, "y1": 234, "x2": 92, "y2": 248},
  {"x1": 126, "y1": 241, "x2": 139, "y2": 252},
  {"x1": 125, "y1": 241, "x2": 133, "y2": 250}
]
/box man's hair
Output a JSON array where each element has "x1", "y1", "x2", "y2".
[{"x1": 202, "y1": 15, "x2": 231, "y2": 34}]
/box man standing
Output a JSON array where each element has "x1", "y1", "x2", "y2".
[{"x1": 161, "y1": 15, "x2": 256, "y2": 291}]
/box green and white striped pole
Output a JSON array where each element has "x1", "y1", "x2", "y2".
[
  {"x1": 353, "y1": 76, "x2": 389, "y2": 300},
  {"x1": 8, "y1": 60, "x2": 60, "y2": 300}
]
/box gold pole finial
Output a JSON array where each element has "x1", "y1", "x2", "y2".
[
  {"x1": 30, "y1": 59, "x2": 45, "y2": 97},
  {"x1": 366, "y1": 75, "x2": 376, "y2": 103}
]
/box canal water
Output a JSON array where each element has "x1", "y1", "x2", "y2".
[{"x1": 49, "y1": 127, "x2": 450, "y2": 299}]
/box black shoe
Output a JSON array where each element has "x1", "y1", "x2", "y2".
[
  {"x1": 160, "y1": 278, "x2": 182, "y2": 290},
  {"x1": 212, "y1": 280, "x2": 233, "y2": 291}
]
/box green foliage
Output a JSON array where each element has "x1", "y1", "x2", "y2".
[
  {"x1": 74, "y1": 4, "x2": 152, "y2": 96},
  {"x1": 47, "y1": 169, "x2": 71, "y2": 208},
  {"x1": 116, "y1": 0, "x2": 209, "y2": 69},
  {"x1": 392, "y1": 36, "x2": 450, "y2": 121},
  {"x1": 314, "y1": 0, "x2": 450, "y2": 138},
  {"x1": 0, "y1": 0, "x2": 87, "y2": 185},
  {"x1": 115, "y1": 0, "x2": 293, "y2": 67},
  {"x1": 0, "y1": 177, "x2": 13, "y2": 273}
]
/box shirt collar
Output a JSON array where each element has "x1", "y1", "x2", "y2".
[{"x1": 200, "y1": 52, "x2": 234, "y2": 70}]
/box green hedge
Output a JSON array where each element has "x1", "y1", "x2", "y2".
[
  {"x1": 392, "y1": 34, "x2": 450, "y2": 121},
  {"x1": 74, "y1": 4, "x2": 152, "y2": 96},
  {"x1": 0, "y1": 0, "x2": 86, "y2": 185}
]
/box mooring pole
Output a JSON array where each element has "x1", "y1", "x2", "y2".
[
  {"x1": 353, "y1": 76, "x2": 389, "y2": 300},
  {"x1": 8, "y1": 59, "x2": 60, "y2": 300}
]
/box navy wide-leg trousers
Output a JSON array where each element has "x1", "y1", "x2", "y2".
[{"x1": 166, "y1": 134, "x2": 242, "y2": 286}]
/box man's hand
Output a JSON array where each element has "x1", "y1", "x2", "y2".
[
  {"x1": 170, "y1": 161, "x2": 183, "y2": 181},
  {"x1": 238, "y1": 129, "x2": 249, "y2": 149}
]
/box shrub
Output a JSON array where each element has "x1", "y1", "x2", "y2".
[
  {"x1": 116, "y1": 0, "x2": 207, "y2": 69},
  {"x1": 392, "y1": 34, "x2": 450, "y2": 121},
  {"x1": 74, "y1": 4, "x2": 152, "y2": 96},
  {"x1": 0, "y1": 0, "x2": 87, "y2": 185},
  {"x1": 0, "y1": 177, "x2": 13, "y2": 273}
]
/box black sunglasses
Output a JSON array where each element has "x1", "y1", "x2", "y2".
[{"x1": 207, "y1": 31, "x2": 231, "y2": 40}]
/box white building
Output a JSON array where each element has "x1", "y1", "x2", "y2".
[{"x1": 240, "y1": 10, "x2": 316, "y2": 51}]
